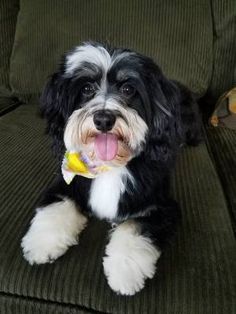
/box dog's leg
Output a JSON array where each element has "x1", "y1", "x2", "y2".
[
  {"x1": 103, "y1": 220, "x2": 160, "y2": 296},
  {"x1": 103, "y1": 202, "x2": 179, "y2": 295},
  {"x1": 21, "y1": 182, "x2": 88, "y2": 265}
]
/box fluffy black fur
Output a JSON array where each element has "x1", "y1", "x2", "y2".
[{"x1": 39, "y1": 43, "x2": 201, "y2": 251}]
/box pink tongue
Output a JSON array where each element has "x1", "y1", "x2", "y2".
[{"x1": 94, "y1": 133, "x2": 118, "y2": 161}]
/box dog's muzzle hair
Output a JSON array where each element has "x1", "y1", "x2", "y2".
[{"x1": 64, "y1": 95, "x2": 148, "y2": 166}]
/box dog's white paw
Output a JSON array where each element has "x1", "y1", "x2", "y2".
[
  {"x1": 103, "y1": 222, "x2": 161, "y2": 295},
  {"x1": 21, "y1": 199, "x2": 87, "y2": 265},
  {"x1": 22, "y1": 228, "x2": 73, "y2": 265}
]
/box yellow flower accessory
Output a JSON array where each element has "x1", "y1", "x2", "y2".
[{"x1": 61, "y1": 151, "x2": 111, "y2": 184}]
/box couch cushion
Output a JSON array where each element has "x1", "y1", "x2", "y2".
[
  {"x1": 0, "y1": 0, "x2": 19, "y2": 97},
  {"x1": 208, "y1": 0, "x2": 236, "y2": 102},
  {"x1": 0, "y1": 104, "x2": 235, "y2": 313},
  {"x1": 0, "y1": 97, "x2": 20, "y2": 116},
  {"x1": 0, "y1": 295, "x2": 96, "y2": 314},
  {"x1": 205, "y1": 125, "x2": 236, "y2": 234},
  {"x1": 9, "y1": 0, "x2": 213, "y2": 102}
]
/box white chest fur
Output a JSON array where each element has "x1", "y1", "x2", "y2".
[{"x1": 89, "y1": 167, "x2": 131, "y2": 220}]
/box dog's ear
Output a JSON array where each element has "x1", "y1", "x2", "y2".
[
  {"x1": 145, "y1": 75, "x2": 178, "y2": 165},
  {"x1": 145, "y1": 68, "x2": 201, "y2": 164},
  {"x1": 40, "y1": 72, "x2": 69, "y2": 159},
  {"x1": 159, "y1": 77, "x2": 202, "y2": 146}
]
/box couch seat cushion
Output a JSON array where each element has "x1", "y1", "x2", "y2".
[{"x1": 0, "y1": 105, "x2": 235, "y2": 313}]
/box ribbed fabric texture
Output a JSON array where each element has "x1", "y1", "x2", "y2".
[
  {"x1": 208, "y1": 0, "x2": 236, "y2": 102},
  {"x1": 9, "y1": 0, "x2": 213, "y2": 102},
  {"x1": 0, "y1": 0, "x2": 19, "y2": 97},
  {"x1": 205, "y1": 125, "x2": 236, "y2": 234},
  {"x1": 0, "y1": 105, "x2": 235, "y2": 313},
  {"x1": 0, "y1": 97, "x2": 19, "y2": 115},
  {"x1": 0, "y1": 294, "x2": 97, "y2": 314}
]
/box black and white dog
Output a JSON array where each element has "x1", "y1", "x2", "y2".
[{"x1": 21, "y1": 42, "x2": 201, "y2": 295}]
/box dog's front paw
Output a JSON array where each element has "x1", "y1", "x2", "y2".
[
  {"x1": 21, "y1": 199, "x2": 87, "y2": 265},
  {"x1": 21, "y1": 228, "x2": 72, "y2": 265},
  {"x1": 103, "y1": 222, "x2": 161, "y2": 295}
]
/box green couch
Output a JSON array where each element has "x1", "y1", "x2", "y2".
[{"x1": 0, "y1": 1, "x2": 235, "y2": 313}]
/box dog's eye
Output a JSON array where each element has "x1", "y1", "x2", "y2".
[
  {"x1": 81, "y1": 83, "x2": 96, "y2": 96},
  {"x1": 120, "y1": 84, "x2": 136, "y2": 97}
]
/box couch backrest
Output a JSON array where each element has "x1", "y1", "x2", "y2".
[
  {"x1": 9, "y1": 0, "x2": 214, "y2": 103},
  {"x1": 208, "y1": 0, "x2": 236, "y2": 102},
  {"x1": 0, "y1": 0, "x2": 19, "y2": 98}
]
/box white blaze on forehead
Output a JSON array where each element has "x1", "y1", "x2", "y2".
[
  {"x1": 65, "y1": 44, "x2": 135, "y2": 76},
  {"x1": 65, "y1": 44, "x2": 112, "y2": 75}
]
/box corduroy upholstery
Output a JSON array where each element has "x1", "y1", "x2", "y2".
[
  {"x1": 0, "y1": 97, "x2": 19, "y2": 116},
  {"x1": 1, "y1": 1, "x2": 236, "y2": 313},
  {"x1": 9, "y1": 0, "x2": 213, "y2": 102},
  {"x1": 0, "y1": 0, "x2": 19, "y2": 111},
  {"x1": 205, "y1": 126, "x2": 236, "y2": 235},
  {"x1": 207, "y1": 0, "x2": 236, "y2": 102},
  {"x1": 0, "y1": 105, "x2": 235, "y2": 313}
]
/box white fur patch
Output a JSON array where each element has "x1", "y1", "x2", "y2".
[
  {"x1": 65, "y1": 44, "x2": 135, "y2": 79},
  {"x1": 66, "y1": 44, "x2": 111, "y2": 75},
  {"x1": 103, "y1": 221, "x2": 161, "y2": 295},
  {"x1": 21, "y1": 198, "x2": 87, "y2": 265},
  {"x1": 89, "y1": 167, "x2": 132, "y2": 220}
]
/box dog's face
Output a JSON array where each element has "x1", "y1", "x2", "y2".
[
  {"x1": 63, "y1": 44, "x2": 151, "y2": 166},
  {"x1": 41, "y1": 42, "x2": 180, "y2": 165}
]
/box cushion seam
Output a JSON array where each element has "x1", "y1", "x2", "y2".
[{"x1": 0, "y1": 290, "x2": 110, "y2": 314}]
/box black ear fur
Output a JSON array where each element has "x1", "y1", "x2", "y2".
[
  {"x1": 171, "y1": 81, "x2": 202, "y2": 146},
  {"x1": 158, "y1": 75, "x2": 202, "y2": 146},
  {"x1": 145, "y1": 67, "x2": 201, "y2": 165},
  {"x1": 144, "y1": 71, "x2": 179, "y2": 165},
  {"x1": 40, "y1": 72, "x2": 68, "y2": 159}
]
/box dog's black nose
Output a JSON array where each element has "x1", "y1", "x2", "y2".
[{"x1": 93, "y1": 110, "x2": 116, "y2": 132}]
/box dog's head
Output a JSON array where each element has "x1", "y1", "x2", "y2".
[{"x1": 41, "y1": 42, "x2": 182, "y2": 166}]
